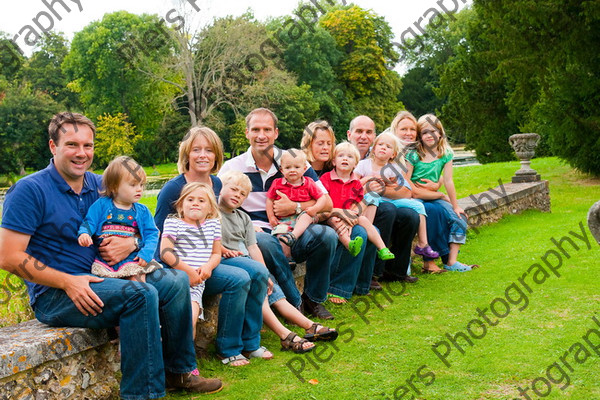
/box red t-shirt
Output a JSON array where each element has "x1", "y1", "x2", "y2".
[
  {"x1": 266, "y1": 176, "x2": 324, "y2": 204},
  {"x1": 319, "y1": 171, "x2": 363, "y2": 209}
]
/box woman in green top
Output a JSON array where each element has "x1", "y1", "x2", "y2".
[{"x1": 404, "y1": 114, "x2": 477, "y2": 272}]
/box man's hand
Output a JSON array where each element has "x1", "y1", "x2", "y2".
[
  {"x1": 98, "y1": 236, "x2": 135, "y2": 266},
  {"x1": 78, "y1": 233, "x2": 93, "y2": 247},
  {"x1": 273, "y1": 191, "x2": 296, "y2": 216},
  {"x1": 331, "y1": 208, "x2": 358, "y2": 227},
  {"x1": 62, "y1": 275, "x2": 105, "y2": 316},
  {"x1": 363, "y1": 177, "x2": 386, "y2": 196}
]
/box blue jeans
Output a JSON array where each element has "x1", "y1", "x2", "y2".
[
  {"x1": 329, "y1": 225, "x2": 377, "y2": 298},
  {"x1": 204, "y1": 258, "x2": 268, "y2": 357},
  {"x1": 33, "y1": 269, "x2": 196, "y2": 400},
  {"x1": 422, "y1": 200, "x2": 468, "y2": 261},
  {"x1": 257, "y1": 224, "x2": 337, "y2": 306}
]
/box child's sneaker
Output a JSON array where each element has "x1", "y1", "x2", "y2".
[
  {"x1": 414, "y1": 245, "x2": 439, "y2": 259},
  {"x1": 377, "y1": 247, "x2": 395, "y2": 260},
  {"x1": 348, "y1": 236, "x2": 364, "y2": 257}
]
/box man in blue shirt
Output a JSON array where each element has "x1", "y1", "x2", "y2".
[{"x1": 0, "y1": 112, "x2": 222, "y2": 399}]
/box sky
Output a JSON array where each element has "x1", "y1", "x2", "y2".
[{"x1": 1, "y1": 0, "x2": 471, "y2": 70}]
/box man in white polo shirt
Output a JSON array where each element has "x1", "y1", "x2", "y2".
[{"x1": 219, "y1": 108, "x2": 337, "y2": 320}]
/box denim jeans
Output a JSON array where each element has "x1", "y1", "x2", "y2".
[
  {"x1": 329, "y1": 225, "x2": 377, "y2": 298},
  {"x1": 257, "y1": 224, "x2": 337, "y2": 306},
  {"x1": 256, "y1": 232, "x2": 302, "y2": 307},
  {"x1": 33, "y1": 269, "x2": 196, "y2": 400},
  {"x1": 421, "y1": 199, "x2": 468, "y2": 262},
  {"x1": 213, "y1": 257, "x2": 268, "y2": 356}
]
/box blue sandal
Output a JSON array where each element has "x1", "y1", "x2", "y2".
[{"x1": 444, "y1": 261, "x2": 472, "y2": 272}]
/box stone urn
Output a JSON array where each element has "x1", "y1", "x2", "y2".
[
  {"x1": 509, "y1": 133, "x2": 541, "y2": 183},
  {"x1": 588, "y1": 201, "x2": 600, "y2": 245}
]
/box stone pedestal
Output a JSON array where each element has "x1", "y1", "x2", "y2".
[
  {"x1": 509, "y1": 133, "x2": 541, "y2": 183},
  {"x1": 588, "y1": 201, "x2": 600, "y2": 245}
]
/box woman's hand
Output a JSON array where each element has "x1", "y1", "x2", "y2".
[
  {"x1": 415, "y1": 178, "x2": 442, "y2": 191},
  {"x1": 454, "y1": 206, "x2": 467, "y2": 217}
]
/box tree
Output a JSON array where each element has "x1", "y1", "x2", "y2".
[
  {"x1": 94, "y1": 113, "x2": 138, "y2": 167},
  {"x1": 398, "y1": 67, "x2": 446, "y2": 127},
  {"x1": 320, "y1": 5, "x2": 403, "y2": 131},
  {"x1": 0, "y1": 82, "x2": 59, "y2": 174},
  {"x1": 22, "y1": 32, "x2": 79, "y2": 109},
  {"x1": 0, "y1": 33, "x2": 25, "y2": 82},
  {"x1": 63, "y1": 11, "x2": 177, "y2": 140},
  {"x1": 473, "y1": 0, "x2": 600, "y2": 174}
]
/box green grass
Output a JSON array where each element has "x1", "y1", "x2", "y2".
[{"x1": 2, "y1": 157, "x2": 600, "y2": 399}]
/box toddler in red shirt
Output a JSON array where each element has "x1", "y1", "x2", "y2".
[
  {"x1": 320, "y1": 142, "x2": 395, "y2": 260},
  {"x1": 266, "y1": 149, "x2": 329, "y2": 255}
]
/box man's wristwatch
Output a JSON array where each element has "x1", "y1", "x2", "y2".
[
  {"x1": 295, "y1": 202, "x2": 302, "y2": 214},
  {"x1": 134, "y1": 237, "x2": 141, "y2": 251}
]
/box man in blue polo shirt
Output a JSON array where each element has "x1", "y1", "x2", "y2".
[
  {"x1": 218, "y1": 108, "x2": 338, "y2": 320},
  {"x1": 0, "y1": 112, "x2": 222, "y2": 399}
]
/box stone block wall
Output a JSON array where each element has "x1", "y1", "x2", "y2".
[
  {"x1": 458, "y1": 180, "x2": 550, "y2": 228},
  {"x1": 0, "y1": 320, "x2": 119, "y2": 400}
]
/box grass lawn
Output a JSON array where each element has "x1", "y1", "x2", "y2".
[{"x1": 2, "y1": 157, "x2": 599, "y2": 399}]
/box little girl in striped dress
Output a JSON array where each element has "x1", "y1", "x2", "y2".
[{"x1": 160, "y1": 182, "x2": 222, "y2": 333}]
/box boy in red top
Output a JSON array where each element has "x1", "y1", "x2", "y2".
[
  {"x1": 320, "y1": 142, "x2": 395, "y2": 260},
  {"x1": 266, "y1": 149, "x2": 329, "y2": 256}
]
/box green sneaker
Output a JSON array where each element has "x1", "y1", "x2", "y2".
[
  {"x1": 377, "y1": 247, "x2": 395, "y2": 260},
  {"x1": 348, "y1": 236, "x2": 364, "y2": 257}
]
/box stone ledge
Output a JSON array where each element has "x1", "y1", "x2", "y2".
[
  {"x1": 458, "y1": 180, "x2": 550, "y2": 228},
  {"x1": 0, "y1": 320, "x2": 119, "y2": 399},
  {"x1": 0, "y1": 320, "x2": 113, "y2": 379}
]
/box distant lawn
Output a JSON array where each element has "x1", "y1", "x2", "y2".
[{"x1": 2, "y1": 157, "x2": 600, "y2": 400}]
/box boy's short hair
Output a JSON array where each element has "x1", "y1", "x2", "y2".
[
  {"x1": 333, "y1": 142, "x2": 360, "y2": 164},
  {"x1": 219, "y1": 170, "x2": 252, "y2": 194},
  {"x1": 280, "y1": 148, "x2": 307, "y2": 165},
  {"x1": 102, "y1": 156, "x2": 146, "y2": 198}
]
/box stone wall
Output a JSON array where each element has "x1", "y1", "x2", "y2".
[
  {"x1": 458, "y1": 180, "x2": 550, "y2": 227},
  {"x1": 0, "y1": 320, "x2": 119, "y2": 400}
]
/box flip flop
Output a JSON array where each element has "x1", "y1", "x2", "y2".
[{"x1": 242, "y1": 346, "x2": 273, "y2": 360}]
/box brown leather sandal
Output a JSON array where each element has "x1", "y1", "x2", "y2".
[
  {"x1": 303, "y1": 323, "x2": 339, "y2": 342},
  {"x1": 281, "y1": 332, "x2": 314, "y2": 354}
]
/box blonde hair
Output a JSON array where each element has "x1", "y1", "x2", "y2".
[
  {"x1": 390, "y1": 111, "x2": 418, "y2": 138},
  {"x1": 417, "y1": 114, "x2": 451, "y2": 160},
  {"x1": 333, "y1": 142, "x2": 360, "y2": 165},
  {"x1": 219, "y1": 170, "x2": 252, "y2": 194},
  {"x1": 102, "y1": 156, "x2": 146, "y2": 198},
  {"x1": 370, "y1": 131, "x2": 402, "y2": 163},
  {"x1": 280, "y1": 148, "x2": 307, "y2": 166},
  {"x1": 300, "y1": 120, "x2": 336, "y2": 164},
  {"x1": 177, "y1": 126, "x2": 224, "y2": 174},
  {"x1": 174, "y1": 182, "x2": 220, "y2": 220}
]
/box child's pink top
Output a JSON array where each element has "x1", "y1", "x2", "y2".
[{"x1": 319, "y1": 170, "x2": 363, "y2": 209}]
